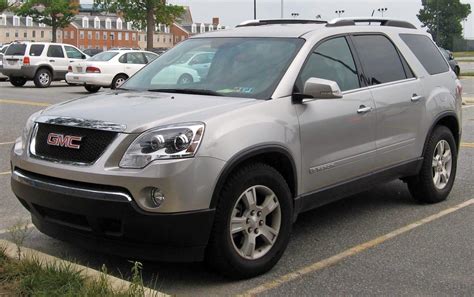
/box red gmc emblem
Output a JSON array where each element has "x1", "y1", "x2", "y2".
[{"x1": 47, "y1": 133, "x2": 82, "y2": 149}]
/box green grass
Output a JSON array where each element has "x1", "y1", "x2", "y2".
[
  {"x1": 453, "y1": 51, "x2": 474, "y2": 58},
  {"x1": 460, "y1": 71, "x2": 474, "y2": 76}
]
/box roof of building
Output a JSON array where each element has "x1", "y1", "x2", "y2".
[
  {"x1": 0, "y1": 14, "x2": 46, "y2": 28},
  {"x1": 177, "y1": 6, "x2": 193, "y2": 25}
]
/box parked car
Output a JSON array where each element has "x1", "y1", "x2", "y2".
[
  {"x1": 82, "y1": 48, "x2": 103, "y2": 57},
  {"x1": 2, "y1": 42, "x2": 88, "y2": 88},
  {"x1": 11, "y1": 18, "x2": 462, "y2": 279},
  {"x1": 439, "y1": 47, "x2": 460, "y2": 76},
  {"x1": 66, "y1": 50, "x2": 158, "y2": 93},
  {"x1": 0, "y1": 44, "x2": 10, "y2": 81}
]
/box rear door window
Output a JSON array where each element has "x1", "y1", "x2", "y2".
[
  {"x1": 29, "y1": 44, "x2": 45, "y2": 56},
  {"x1": 5, "y1": 44, "x2": 26, "y2": 55},
  {"x1": 400, "y1": 34, "x2": 449, "y2": 75},
  {"x1": 351, "y1": 35, "x2": 408, "y2": 85},
  {"x1": 125, "y1": 53, "x2": 147, "y2": 64},
  {"x1": 47, "y1": 45, "x2": 65, "y2": 58}
]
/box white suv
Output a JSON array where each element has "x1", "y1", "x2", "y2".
[{"x1": 1, "y1": 42, "x2": 88, "y2": 88}]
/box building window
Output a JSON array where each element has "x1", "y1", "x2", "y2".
[
  {"x1": 64, "y1": 31, "x2": 68, "y2": 39},
  {"x1": 6, "y1": 32, "x2": 9, "y2": 37},
  {"x1": 125, "y1": 32, "x2": 129, "y2": 40},
  {"x1": 191, "y1": 23, "x2": 197, "y2": 33},
  {"x1": 24, "y1": 32, "x2": 27, "y2": 38},
  {"x1": 87, "y1": 31, "x2": 92, "y2": 40},
  {"x1": 105, "y1": 18, "x2": 111, "y2": 29},
  {"x1": 41, "y1": 31, "x2": 44, "y2": 38},
  {"x1": 80, "y1": 31, "x2": 84, "y2": 39},
  {"x1": 13, "y1": 16, "x2": 20, "y2": 26},
  {"x1": 39, "y1": 22, "x2": 46, "y2": 28},
  {"x1": 26, "y1": 16, "x2": 33, "y2": 27},
  {"x1": 118, "y1": 32, "x2": 122, "y2": 40},
  {"x1": 94, "y1": 17, "x2": 100, "y2": 29},
  {"x1": 117, "y1": 18, "x2": 122, "y2": 30},
  {"x1": 103, "y1": 32, "x2": 107, "y2": 40},
  {"x1": 127, "y1": 22, "x2": 132, "y2": 30},
  {"x1": 0, "y1": 14, "x2": 6, "y2": 26},
  {"x1": 110, "y1": 32, "x2": 115, "y2": 40},
  {"x1": 200, "y1": 23, "x2": 205, "y2": 33},
  {"x1": 132, "y1": 33, "x2": 136, "y2": 41},
  {"x1": 82, "y1": 16, "x2": 89, "y2": 28},
  {"x1": 32, "y1": 30, "x2": 36, "y2": 38},
  {"x1": 15, "y1": 31, "x2": 18, "y2": 38},
  {"x1": 95, "y1": 32, "x2": 100, "y2": 40},
  {"x1": 208, "y1": 24, "x2": 214, "y2": 32},
  {"x1": 71, "y1": 31, "x2": 74, "y2": 39}
]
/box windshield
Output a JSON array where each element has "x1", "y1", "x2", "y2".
[
  {"x1": 122, "y1": 37, "x2": 305, "y2": 99},
  {"x1": 6, "y1": 44, "x2": 26, "y2": 56},
  {"x1": 88, "y1": 51, "x2": 119, "y2": 61}
]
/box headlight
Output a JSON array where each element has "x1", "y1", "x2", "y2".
[
  {"x1": 15, "y1": 111, "x2": 41, "y2": 155},
  {"x1": 119, "y1": 122, "x2": 205, "y2": 169}
]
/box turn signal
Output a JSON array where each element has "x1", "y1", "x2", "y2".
[
  {"x1": 86, "y1": 66, "x2": 101, "y2": 73},
  {"x1": 23, "y1": 56, "x2": 30, "y2": 65}
]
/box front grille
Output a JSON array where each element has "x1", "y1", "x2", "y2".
[{"x1": 32, "y1": 123, "x2": 117, "y2": 164}]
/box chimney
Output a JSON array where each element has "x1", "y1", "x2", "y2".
[{"x1": 212, "y1": 17, "x2": 219, "y2": 26}]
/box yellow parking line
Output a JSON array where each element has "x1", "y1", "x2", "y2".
[
  {"x1": 243, "y1": 199, "x2": 474, "y2": 296},
  {"x1": 0, "y1": 99, "x2": 51, "y2": 107},
  {"x1": 0, "y1": 141, "x2": 15, "y2": 146},
  {"x1": 461, "y1": 142, "x2": 474, "y2": 148},
  {"x1": 0, "y1": 171, "x2": 11, "y2": 176}
]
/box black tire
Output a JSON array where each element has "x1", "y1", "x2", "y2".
[
  {"x1": 111, "y1": 74, "x2": 128, "y2": 89},
  {"x1": 177, "y1": 73, "x2": 193, "y2": 85},
  {"x1": 33, "y1": 68, "x2": 52, "y2": 88},
  {"x1": 455, "y1": 66, "x2": 460, "y2": 77},
  {"x1": 9, "y1": 77, "x2": 27, "y2": 87},
  {"x1": 84, "y1": 85, "x2": 101, "y2": 93},
  {"x1": 205, "y1": 163, "x2": 293, "y2": 279},
  {"x1": 407, "y1": 126, "x2": 457, "y2": 204}
]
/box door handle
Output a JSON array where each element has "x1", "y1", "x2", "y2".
[
  {"x1": 411, "y1": 94, "x2": 423, "y2": 102},
  {"x1": 357, "y1": 105, "x2": 373, "y2": 114},
  {"x1": 49, "y1": 59, "x2": 55, "y2": 62}
]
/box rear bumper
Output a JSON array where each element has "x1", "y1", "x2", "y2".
[
  {"x1": 11, "y1": 169, "x2": 215, "y2": 262},
  {"x1": 65, "y1": 72, "x2": 114, "y2": 87},
  {"x1": 1, "y1": 65, "x2": 38, "y2": 79}
]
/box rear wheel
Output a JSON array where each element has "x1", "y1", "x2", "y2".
[
  {"x1": 455, "y1": 66, "x2": 460, "y2": 77},
  {"x1": 407, "y1": 126, "x2": 457, "y2": 203},
  {"x1": 111, "y1": 74, "x2": 128, "y2": 89},
  {"x1": 9, "y1": 77, "x2": 27, "y2": 87},
  {"x1": 205, "y1": 163, "x2": 293, "y2": 279},
  {"x1": 84, "y1": 85, "x2": 101, "y2": 93},
  {"x1": 177, "y1": 74, "x2": 193, "y2": 85},
  {"x1": 33, "y1": 68, "x2": 52, "y2": 88}
]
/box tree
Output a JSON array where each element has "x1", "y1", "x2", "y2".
[
  {"x1": 418, "y1": 0, "x2": 471, "y2": 49},
  {"x1": 15, "y1": 0, "x2": 78, "y2": 42},
  {"x1": 95, "y1": 0, "x2": 184, "y2": 50}
]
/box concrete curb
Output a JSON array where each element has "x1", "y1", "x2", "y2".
[{"x1": 0, "y1": 239, "x2": 169, "y2": 297}]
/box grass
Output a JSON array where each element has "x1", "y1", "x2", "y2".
[
  {"x1": 460, "y1": 71, "x2": 474, "y2": 77},
  {"x1": 453, "y1": 51, "x2": 474, "y2": 58},
  {"x1": 0, "y1": 246, "x2": 153, "y2": 296}
]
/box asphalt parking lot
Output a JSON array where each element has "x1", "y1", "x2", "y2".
[{"x1": 0, "y1": 80, "x2": 473, "y2": 296}]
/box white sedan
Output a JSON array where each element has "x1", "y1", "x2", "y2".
[{"x1": 66, "y1": 50, "x2": 158, "y2": 93}]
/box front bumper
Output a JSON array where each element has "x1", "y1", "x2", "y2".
[
  {"x1": 65, "y1": 72, "x2": 114, "y2": 87},
  {"x1": 11, "y1": 168, "x2": 215, "y2": 262}
]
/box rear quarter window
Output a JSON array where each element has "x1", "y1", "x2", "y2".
[
  {"x1": 29, "y1": 44, "x2": 45, "y2": 56},
  {"x1": 5, "y1": 44, "x2": 26, "y2": 56},
  {"x1": 400, "y1": 34, "x2": 449, "y2": 75}
]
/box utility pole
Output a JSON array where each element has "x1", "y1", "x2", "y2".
[
  {"x1": 335, "y1": 10, "x2": 345, "y2": 18},
  {"x1": 377, "y1": 7, "x2": 388, "y2": 17},
  {"x1": 281, "y1": 0, "x2": 284, "y2": 18},
  {"x1": 291, "y1": 12, "x2": 299, "y2": 19},
  {"x1": 254, "y1": 0, "x2": 256, "y2": 19}
]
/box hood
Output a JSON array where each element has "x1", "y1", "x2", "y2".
[{"x1": 39, "y1": 91, "x2": 260, "y2": 133}]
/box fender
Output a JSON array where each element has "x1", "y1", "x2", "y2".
[
  {"x1": 209, "y1": 144, "x2": 298, "y2": 209},
  {"x1": 422, "y1": 111, "x2": 460, "y2": 157}
]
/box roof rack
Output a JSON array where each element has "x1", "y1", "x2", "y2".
[
  {"x1": 237, "y1": 19, "x2": 327, "y2": 27},
  {"x1": 327, "y1": 17, "x2": 416, "y2": 29}
]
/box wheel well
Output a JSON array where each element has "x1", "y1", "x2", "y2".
[
  {"x1": 114, "y1": 73, "x2": 129, "y2": 80},
  {"x1": 211, "y1": 149, "x2": 297, "y2": 208},
  {"x1": 435, "y1": 115, "x2": 460, "y2": 149},
  {"x1": 36, "y1": 66, "x2": 53, "y2": 76}
]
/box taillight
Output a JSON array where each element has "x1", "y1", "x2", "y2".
[
  {"x1": 68, "y1": 66, "x2": 72, "y2": 72},
  {"x1": 23, "y1": 56, "x2": 30, "y2": 65},
  {"x1": 86, "y1": 66, "x2": 101, "y2": 73}
]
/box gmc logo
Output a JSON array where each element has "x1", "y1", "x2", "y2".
[{"x1": 47, "y1": 133, "x2": 82, "y2": 149}]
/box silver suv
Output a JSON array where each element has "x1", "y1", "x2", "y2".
[{"x1": 10, "y1": 18, "x2": 462, "y2": 278}]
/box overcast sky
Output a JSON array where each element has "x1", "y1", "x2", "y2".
[{"x1": 166, "y1": 0, "x2": 474, "y2": 38}]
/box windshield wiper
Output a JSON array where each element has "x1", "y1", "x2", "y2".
[{"x1": 148, "y1": 88, "x2": 223, "y2": 96}]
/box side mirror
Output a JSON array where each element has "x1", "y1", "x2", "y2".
[
  {"x1": 81, "y1": 54, "x2": 87, "y2": 59},
  {"x1": 293, "y1": 77, "x2": 343, "y2": 104}
]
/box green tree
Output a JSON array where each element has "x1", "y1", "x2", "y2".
[
  {"x1": 418, "y1": 0, "x2": 471, "y2": 49},
  {"x1": 95, "y1": 0, "x2": 184, "y2": 50},
  {"x1": 15, "y1": 0, "x2": 78, "y2": 42}
]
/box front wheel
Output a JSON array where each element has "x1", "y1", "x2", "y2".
[
  {"x1": 85, "y1": 85, "x2": 101, "y2": 93},
  {"x1": 177, "y1": 74, "x2": 193, "y2": 85},
  {"x1": 9, "y1": 77, "x2": 27, "y2": 87},
  {"x1": 206, "y1": 163, "x2": 293, "y2": 279},
  {"x1": 407, "y1": 126, "x2": 457, "y2": 203}
]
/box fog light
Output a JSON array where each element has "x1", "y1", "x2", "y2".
[{"x1": 150, "y1": 188, "x2": 165, "y2": 208}]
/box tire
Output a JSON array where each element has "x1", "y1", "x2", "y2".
[
  {"x1": 205, "y1": 163, "x2": 293, "y2": 279},
  {"x1": 84, "y1": 85, "x2": 101, "y2": 93},
  {"x1": 177, "y1": 73, "x2": 193, "y2": 85},
  {"x1": 455, "y1": 66, "x2": 460, "y2": 77},
  {"x1": 111, "y1": 74, "x2": 128, "y2": 89},
  {"x1": 9, "y1": 77, "x2": 27, "y2": 87},
  {"x1": 33, "y1": 68, "x2": 52, "y2": 88},
  {"x1": 407, "y1": 126, "x2": 457, "y2": 204}
]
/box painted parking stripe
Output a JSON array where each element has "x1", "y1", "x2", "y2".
[
  {"x1": 461, "y1": 142, "x2": 474, "y2": 148},
  {"x1": 243, "y1": 199, "x2": 474, "y2": 296},
  {"x1": 0, "y1": 141, "x2": 15, "y2": 146},
  {"x1": 0, "y1": 99, "x2": 51, "y2": 107},
  {"x1": 0, "y1": 171, "x2": 11, "y2": 176}
]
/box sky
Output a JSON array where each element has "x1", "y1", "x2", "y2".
[{"x1": 81, "y1": 0, "x2": 474, "y2": 39}]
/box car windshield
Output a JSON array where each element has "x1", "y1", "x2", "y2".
[
  {"x1": 88, "y1": 51, "x2": 119, "y2": 61},
  {"x1": 122, "y1": 37, "x2": 305, "y2": 99}
]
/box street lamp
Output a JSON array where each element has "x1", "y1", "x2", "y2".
[
  {"x1": 291, "y1": 13, "x2": 299, "y2": 19},
  {"x1": 377, "y1": 7, "x2": 388, "y2": 17},
  {"x1": 335, "y1": 10, "x2": 345, "y2": 18}
]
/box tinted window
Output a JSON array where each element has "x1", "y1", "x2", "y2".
[
  {"x1": 125, "y1": 53, "x2": 146, "y2": 64},
  {"x1": 352, "y1": 35, "x2": 407, "y2": 85},
  {"x1": 29, "y1": 44, "x2": 44, "y2": 56},
  {"x1": 296, "y1": 37, "x2": 359, "y2": 92},
  {"x1": 89, "y1": 51, "x2": 118, "y2": 61},
  {"x1": 1, "y1": 46, "x2": 9, "y2": 54},
  {"x1": 65, "y1": 46, "x2": 83, "y2": 59},
  {"x1": 401, "y1": 34, "x2": 450, "y2": 75},
  {"x1": 5, "y1": 44, "x2": 26, "y2": 55},
  {"x1": 47, "y1": 45, "x2": 64, "y2": 58},
  {"x1": 144, "y1": 52, "x2": 158, "y2": 63}
]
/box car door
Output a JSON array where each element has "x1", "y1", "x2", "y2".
[
  {"x1": 64, "y1": 45, "x2": 86, "y2": 64},
  {"x1": 46, "y1": 44, "x2": 68, "y2": 79},
  {"x1": 350, "y1": 34, "x2": 425, "y2": 169},
  {"x1": 122, "y1": 52, "x2": 147, "y2": 76},
  {"x1": 295, "y1": 36, "x2": 377, "y2": 193}
]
